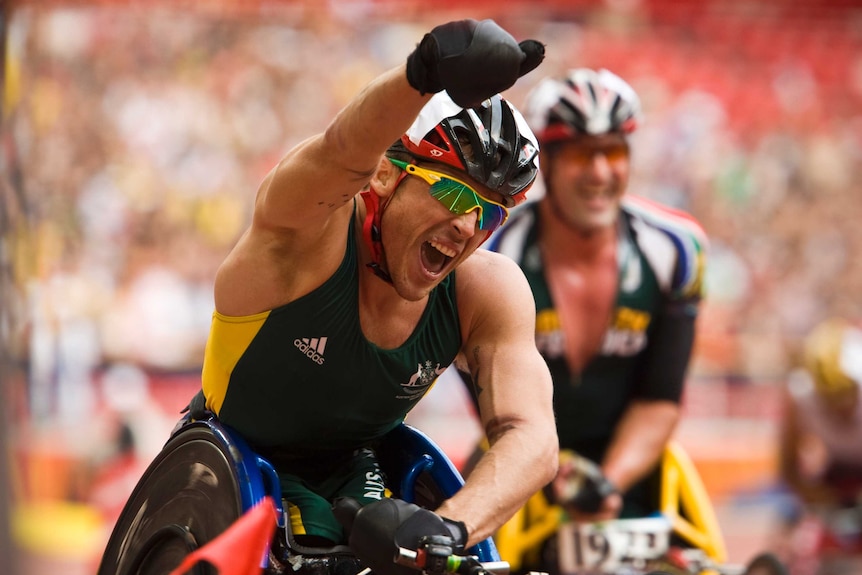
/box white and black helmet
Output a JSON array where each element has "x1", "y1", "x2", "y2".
[
  {"x1": 523, "y1": 68, "x2": 642, "y2": 142},
  {"x1": 390, "y1": 92, "x2": 540, "y2": 207}
]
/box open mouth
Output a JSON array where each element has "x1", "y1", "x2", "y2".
[
  {"x1": 579, "y1": 189, "x2": 614, "y2": 210},
  {"x1": 421, "y1": 241, "x2": 455, "y2": 274}
]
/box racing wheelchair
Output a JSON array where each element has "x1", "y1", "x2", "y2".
[
  {"x1": 97, "y1": 408, "x2": 504, "y2": 575},
  {"x1": 492, "y1": 442, "x2": 789, "y2": 575}
]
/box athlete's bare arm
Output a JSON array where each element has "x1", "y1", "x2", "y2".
[
  {"x1": 604, "y1": 400, "x2": 679, "y2": 489},
  {"x1": 258, "y1": 65, "x2": 430, "y2": 231},
  {"x1": 439, "y1": 250, "x2": 558, "y2": 546}
]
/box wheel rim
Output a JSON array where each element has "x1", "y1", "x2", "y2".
[
  {"x1": 125, "y1": 524, "x2": 201, "y2": 575},
  {"x1": 99, "y1": 427, "x2": 243, "y2": 575}
]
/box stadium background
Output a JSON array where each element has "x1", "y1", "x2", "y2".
[{"x1": 1, "y1": 0, "x2": 861, "y2": 573}]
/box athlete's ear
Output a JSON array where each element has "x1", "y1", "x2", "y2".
[{"x1": 369, "y1": 156, "x2": 401, "y2": 200}]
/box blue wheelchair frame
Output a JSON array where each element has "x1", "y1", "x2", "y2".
[{"x1": 185, "y1": 415, "x2": 500, "y2": 569}]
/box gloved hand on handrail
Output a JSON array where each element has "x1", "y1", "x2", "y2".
[{"x1": 333, "y1": 497, "x2": 467, "y2": 575}]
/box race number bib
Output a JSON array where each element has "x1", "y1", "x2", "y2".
[{"x1": 557, "y1": 516, "x2": 672, "y2": 573}]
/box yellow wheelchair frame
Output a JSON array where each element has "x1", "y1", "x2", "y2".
[{"x1": 494, "y1": 440, "x2": 727, "y2": 573}]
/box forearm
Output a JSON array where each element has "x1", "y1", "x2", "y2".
[
  {"x1": 602, "y1": 400, "x2": 680, "y2": 492},
  {"x1": 261, "y1": 65, "x2": 429, "y2": 225},
  {"x1": 322, "y1": 64, "x2": 430, "y2": 171},
  {"x1": 435, "y1": 419, "x2": 558, "y2": 546}
]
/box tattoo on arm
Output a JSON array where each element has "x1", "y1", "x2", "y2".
[
  {"x1": 484, "y1": 415, "x2": 518, "y2": 444},
  {"x1": 471, "y1": 345, "x2": 483, "y2": 397}
]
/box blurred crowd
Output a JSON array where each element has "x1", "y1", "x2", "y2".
[{"x1": 1, "y1": 0, "x2": 861, "y2": 569}]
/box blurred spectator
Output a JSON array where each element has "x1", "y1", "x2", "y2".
[
  {"x1": 780, "y1": 317, "x2": 862, "y2": 509},
  {"x1": 777, "y1": 317, "x2": 862, "y2": 572}
]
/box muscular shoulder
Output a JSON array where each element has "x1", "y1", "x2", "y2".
[
  {"x1": 622, "y1": 195, "x2": 708, "y2": 300},
  {"x1": 215, "y1": 204, "x2": 353, "y2": 315},
  {"x1": 457, "y1": 248, "x2": 529, "y2": 293},
  {"x1": 456, "y1": 249, "x2": 537, "y2": 333}
]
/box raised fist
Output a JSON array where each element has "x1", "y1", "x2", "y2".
[{"x1": 406, "y1": 19, "x2": 545, "y2": 108}]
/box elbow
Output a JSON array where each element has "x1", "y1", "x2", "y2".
[
  {"x1": 528, "y1": 424, "x2": 559, "y2": 487},
  {"x1": 542, "y1": 439, "x2": 560, "y2": 485}
]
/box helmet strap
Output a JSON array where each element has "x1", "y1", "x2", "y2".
[
  {"x1": 360, "y1": 165, "x2": 411, "y2": 284},
  {"x1": 360, "y1": 188, "x2": 392, "y2": 284}
]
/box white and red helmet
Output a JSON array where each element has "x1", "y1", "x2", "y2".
[{"x1": 523, "y1": 68, "x2": 642, "y2": 142}]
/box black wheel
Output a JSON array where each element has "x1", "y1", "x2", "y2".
[
  {"x1": 98, "y1": 425, "x2": 244, "y2": 575},
  {"x1": 743, "y1": 552, "x2": 789, "y2": 575}
]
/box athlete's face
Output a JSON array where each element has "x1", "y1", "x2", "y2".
[
  {"x1": 379, "y1": 160, "x2": 497, "y2": 301},
  {"x1": 543, "y1": 133, "x2": 630, "y2": 233}
]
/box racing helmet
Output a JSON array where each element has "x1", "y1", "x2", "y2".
[
  {"x1": 392, "y1": 92, "x2": 539, "y2": 207},
  {"x1": 523, "y1": 68, "x2": 642, "y2": 142},
  {"x1": 804, "y1": 317, "x2": 862, "y2": 397}
]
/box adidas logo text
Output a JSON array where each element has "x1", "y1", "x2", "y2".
[{"x1": 294, "y1": 337, "x2": 327, "y2": 365}]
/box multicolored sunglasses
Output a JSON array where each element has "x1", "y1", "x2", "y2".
[{"x1": 388, "y1": 158, "x2": 509, "y2": 232}]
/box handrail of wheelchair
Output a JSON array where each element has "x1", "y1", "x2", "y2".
[
  {"x1": 190, "y1": 417, "x2": 286, "y2": 528},
  {"x1": 401, "y1": 453, "x2": 435, "y2": 503},
  {"x1": 256, "y1": 455, "x2": 285, "y2": 527}
]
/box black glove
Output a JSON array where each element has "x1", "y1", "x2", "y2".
[
  {"x1": 570, "y1": 470, "x2": 618, "y2": 514},
  {"x1": 406, "y1": 19, "x2": 545, "y2": 108},
  {"x1": 333, "y1": 497, "x2": 467, "y2": 575},
  {"x1": 552, "y1": 454, "x2": 619, "y2": 514}
]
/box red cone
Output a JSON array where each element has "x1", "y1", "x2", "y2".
[{"x1": 168, "y1": 496, "x2": 278, "y2": 575}]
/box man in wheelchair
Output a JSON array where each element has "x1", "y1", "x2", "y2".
[
  {"x1": 449, "y1": 67, "x2": 705, "y2": 572},
  {"x1": 99, "y1": 17, "x2": 559, "y2": 575},
  {"x1": 482, "y1": 66, "x2": 708, "y2": 527}
]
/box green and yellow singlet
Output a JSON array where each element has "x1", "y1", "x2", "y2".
[{"x1": 201, "y1": 217, "x2": 461, "y2": 456}]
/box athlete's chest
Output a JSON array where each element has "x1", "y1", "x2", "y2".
[
  {"x1": 521, "y1": 226, "x2": 662, "y2": 368},
  {"x1": 358, "y1": 296, "x2": 430, "y2": 350},
  {"x1": 544, "y1": 248, "x2": 618, "y2": 372}
]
